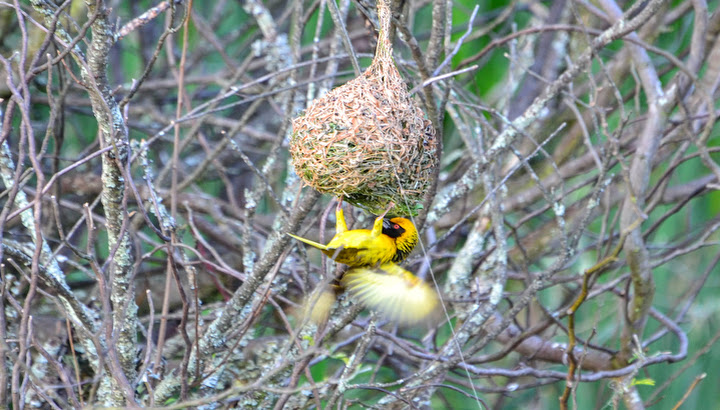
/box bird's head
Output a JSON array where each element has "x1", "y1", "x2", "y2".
[{"x1": 382, "y1": 217, "x2": 418, "y2": 262}]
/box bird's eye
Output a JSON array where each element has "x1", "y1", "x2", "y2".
[{"x1": 393, "y1": 224, "x2": 400, "y2": 229}]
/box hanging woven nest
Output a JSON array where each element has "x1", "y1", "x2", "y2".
[{"x1": 289, "y1": 0, "x2": 437, "y2": 217}]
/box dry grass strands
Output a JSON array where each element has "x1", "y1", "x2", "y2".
[{"x1": 290, "y1": 0, "x2": 437, "y2": 216}]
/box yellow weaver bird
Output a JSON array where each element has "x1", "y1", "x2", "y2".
[
  {"x1": 341, "y1": 263, "x2": 439, "y2": 325},
  {"x1": 287, "y1": 202, "x2": 418, "y2": 267}
]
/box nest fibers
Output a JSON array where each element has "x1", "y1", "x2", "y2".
[{"x1": 289, "y1": 1, "x2": 437, "y2": 217}]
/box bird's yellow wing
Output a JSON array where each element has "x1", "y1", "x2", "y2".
[
  {"x1": 325, "y1": 229, "x2": 396, "y2": 266},
  {"x1": 341, "y1": 263, "x2": 439, "y2": 326},
  {"x1": 302, "y1": 286, "x2": 337, "y2": 325}
]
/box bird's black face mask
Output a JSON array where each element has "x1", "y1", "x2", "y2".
[{"x1": 382, "y1": 219, "x2": 406, "y2": 238}]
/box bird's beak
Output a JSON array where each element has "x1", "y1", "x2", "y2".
[{"x1": 382, "y1": 219, "x2": 393, "y2": 229}]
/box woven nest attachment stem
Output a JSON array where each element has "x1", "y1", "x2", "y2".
[
  {"x1": 375, "y1": 0, "x2": 393, "y2": 61},
  {"x1": 289, "y1": 0, "x2": 438, "y2": 217}
]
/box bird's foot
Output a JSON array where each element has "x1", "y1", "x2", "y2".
[{"x1": 378, "y1": 201, "x2": 396, "y2": 219}]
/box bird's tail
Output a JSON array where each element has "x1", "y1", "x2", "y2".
[
  {"x1": 341, "y1": 263, "x2": 440, "y2": 326},
  {"x1": 287, "y1": 233, "x2": 329, "y2": 250}
]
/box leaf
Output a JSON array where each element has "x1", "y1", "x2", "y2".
[{"x1": 631, "y1": 378, "x2": 656, "y2": 387}]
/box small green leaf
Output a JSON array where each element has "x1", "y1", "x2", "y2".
[{"x1": 631, "y1": 378, "x2": 655, "y2": 387}]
